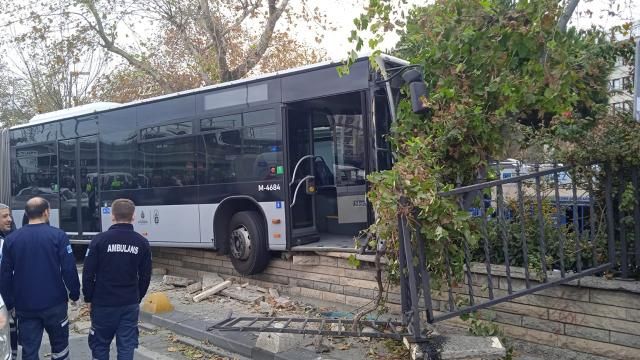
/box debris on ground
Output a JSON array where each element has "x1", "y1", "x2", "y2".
[
  {"x1": 193, "y1": 280, "x2": 232, "y2": 302},
  {"x1": 163, "y1": 275, "x2": 194, "y2": 287},
  {"x1": 220, "y1": 286, "x2": 264, "y2": 304},
  {"x1": 268, "y1": 288, "x2": 280, "y2": 298},
  {"x1": 186, "y1": 281, "x2": 203, "y2": 294},
  {"x1": 202, "y1": 273, "x2": 224, "y2": 291},
  {"x1": 74, "y1": 321, "x2": 92, "y2": 334}
]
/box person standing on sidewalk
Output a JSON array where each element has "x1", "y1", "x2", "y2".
[
  {"x1": 0, "y1": 203, "x2": 17, "y2": 359},
  {"x1": 82, "y1": 198, "x2": 152, "y2": 360},
  {"x1": 0, "y1": 197, "x2": 80, "y2": 360}
]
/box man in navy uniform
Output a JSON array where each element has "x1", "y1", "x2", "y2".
[
  {"x1": 83, "y1": 198, "x2": 152, "y2": 360},
  {"x1": 0, "y1": 197, "x2": 80, "y2": 360},
  {"x1": 0, "y1": 203, "x2": 17, "y2": 359}
]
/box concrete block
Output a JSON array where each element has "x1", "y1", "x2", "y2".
[
  {"x1": 549, "y1": 310, "x2": 640, "y2": 334},
  {"x1": 268, "y1": 288, "x2": 280, "y2": 298},
  {"x1": 590, "y1": 289, "x2": 640, "y2": 310},
  {"x1": 557, "y1": 334, "x2": 639, "y2": 360},
  {"x1": 221, "y1": 287, "x2": 264, "y2": 304},
  {"x1": 314, "y1": 281, "x2": 332, "y2": 292},
  {"x1": 255, "y1": 323, "x2": 303, "y2": 353},
  {"x1": 343, "y1": 285, "x2": 361, "y2": 297},
  {"x1": 292, "y1": 255, "x2": 319, "y2": 266},
  {"x1": 330, "y1": 284, "x2": 344, "y2": 294},
  {"x1": 610, "y1": 332, "x2": 640, "y2": 349},
  {"x1": 201, "y1": 273, "x2": 224, "y2": 290},
  {"x1": 564, "y1": 324, "x2": 610, "y2": 342},
  {"x1": 186, "y1": 281, "x2": 202, "y2": 294},
  {"x1": 163, "y1": 275, "x2": 193, "y2": 287},
  {"x1": 522, "y1": 316, "x2": 563, "y2": 334},
  {"x1": 152, "y1": 268, "x2": 167, "y2": 275},
  {"x1": 435, "y1": 336, "x2": 505, "y2": 360}
]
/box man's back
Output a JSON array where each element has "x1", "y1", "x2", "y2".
[
  {"x1": 1, "y1": 224, "x2": 80, "y2": 312},
  {"x1": 83, "y1": 223, "x2": 152, "y2": 307}
]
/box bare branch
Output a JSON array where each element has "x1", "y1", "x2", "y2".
[
  {"x1": 83, "y1": 0, "x2": 175, "y2": 92},
  {"x1": 558, "y1": 0, "x2": 580, "y2": 33},
  {"x1": 228, "y1": 0, "x2": 290, "y2": 80}
]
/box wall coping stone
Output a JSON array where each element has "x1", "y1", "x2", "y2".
[{"x1": 469, "y1": 263, "x2": 640, "y2": 294}]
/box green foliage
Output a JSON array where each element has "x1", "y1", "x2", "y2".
[{"x1": 358, "y1": 0, "x2": 619, "y2": 290}]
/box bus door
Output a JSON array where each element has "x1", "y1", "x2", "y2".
[
  {"x1": 58, "y1": 135, "x2": 100, "y2": 234},
  {"x1": 286, "y1": 107, "x2": 319, "y2": 244}
]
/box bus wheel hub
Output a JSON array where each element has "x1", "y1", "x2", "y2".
[{"x1": 231, "y1": 226, "x2": 252, "y2": 260}]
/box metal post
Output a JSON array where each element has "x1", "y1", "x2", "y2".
[{"x1": 634, "y1": 37, "x2": 639, "y2": 122}]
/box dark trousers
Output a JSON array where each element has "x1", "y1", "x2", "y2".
[
  {"x1": 89, "y1": 304, "x2": 139, "y2": 360},
  {"x1": 9, "y1": 309, "x2": 17, "y2": 360},
  {"x1": 16, "y1": 302, "x2": 69, "y2": 360}
]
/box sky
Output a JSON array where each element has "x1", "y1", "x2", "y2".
[{"x1": 311, "y1": 0, "x2": 640, "y2": 61}]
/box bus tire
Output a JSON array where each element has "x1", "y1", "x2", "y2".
[{"x1": 228, "y1": 211, "x2": 269, "y2": 275}]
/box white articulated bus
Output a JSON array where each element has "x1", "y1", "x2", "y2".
[{"x1": 0, "y1": 55, "x2": 428, "y2": 274}]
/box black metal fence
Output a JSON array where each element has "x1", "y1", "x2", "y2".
[{"x1": 398, "y1": 163, "x2": 640, "y2": 342}]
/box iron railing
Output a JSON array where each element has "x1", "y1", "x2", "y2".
[{"x1": 397, "y1": 163, "x2": 639, "y2": 342}]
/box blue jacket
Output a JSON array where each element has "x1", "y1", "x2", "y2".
[
  {"x1": 82, "y1": 223, "x2": 152, "y2": 307},
  {"x1": 0, "y1": 224, "x2": 80, "y2": 311}
]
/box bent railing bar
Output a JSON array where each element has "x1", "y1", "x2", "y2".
[
  {"x1": 633, "y1": 168, "x2": 640, "y2": 270},
  {"x1": 431, "y1": 263, "x2": 611, "y2": 323},
  {"x1": 462, "y1": 234, "x2": 476, "y2": 306},
  {"x1": 572, "y1": 180, "x2": 582, "y2": 273},
  {"x1": 398, "y1": 212, "x2": 410, "y2": 326},
  {"x1": 398, "y1": 208, "x2": 426, "y2": 342},
  {"x1": 617, "y1": 171, "x2": 628, "y2": 278},
  {"x1": 415, "y1": 224, "x2": 435, "y2": 323},
  {"x1": 605, "y1": 166, "x2": 616, "y2": 272},
  {"x1": 517, "y1": 180, "x2": 531, "y2": 288},
  {"x1": 438, "y1": 165, "x2": 573, "y2": 196},
  {"x1": 496, "y1": 184, "x2": 513, "y2": 294},
  {"x1": 588, "y1": 178, "x2": 597, "y2": 268},
  {"x1": 479, "y1": 200, "x2": 495, "y2": 299},
  {"x1": 443, "y1": 243, "x2": 456, "y2": 312},
  {"x1": 553, "y1": 168, "x2": 566, "y2": 278},
  {"x1": 535, "y1": 175, "x2": 549, "y2": 282}
]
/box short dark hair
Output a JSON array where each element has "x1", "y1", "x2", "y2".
[
  {"x1": 112, "y1": 198, "x2": 135, "y2": 222},
  {"x1": 25, "y1": 197, "x2": 50, "y2": 219}
]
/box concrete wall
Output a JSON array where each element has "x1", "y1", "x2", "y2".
[{"x1": 152, "y1": 248, "x2": 640, "y2": 360}]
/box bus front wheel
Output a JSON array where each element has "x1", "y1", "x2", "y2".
[{"x1": 228, "y1": 211, "x2": 269, "y2": 275}]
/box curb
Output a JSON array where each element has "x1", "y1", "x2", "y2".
[{"x1": 139, "y1": 310, "x2": 332, "y2": 360}]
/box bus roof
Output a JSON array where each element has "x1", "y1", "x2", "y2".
[{"x1": 11, "y1": 54, "x2": 408, "y2": 130}]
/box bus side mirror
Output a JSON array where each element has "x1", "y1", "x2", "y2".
[{"x1": 402, "y1": 69, "x2": 430, "y2": 114}]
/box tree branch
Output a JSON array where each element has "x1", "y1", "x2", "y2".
[
  {"x1": 228, "y1": 0, "x2": 289, "y2": 80},
  {"x1": 199, "y1": 0, "x2": 231, "y2": 81},
  {"x1": 223, "y1": 0, "x2": 260, "y2": 35},
  {"x1": 83, "y1": 0, "x2": 175, "y2": 93},
  {"x1": 558, "y1": 0, "x2": 580, "y2": 33}
]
